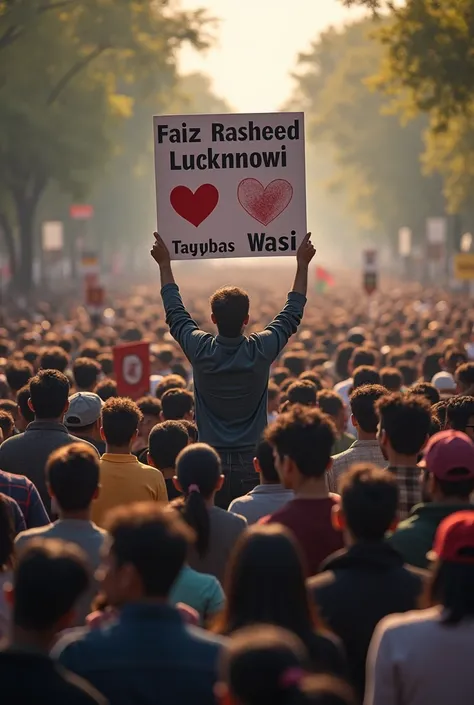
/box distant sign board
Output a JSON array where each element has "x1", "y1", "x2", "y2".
[
  {"x1": 454, "y1": 253, "x2": 474, "y2": 281},
  {"x1": 363, "y1": 249, "x2": 378, "y2": 296},
  {"x1": 153, "y1": 112, "x2": 307, "y2": 260},
  {"x1": 70, "y1": 204, "x2": 94, "y2": 220},
  {"x1": 42, "y1": 221, "x2": 64, "y2": 252}
]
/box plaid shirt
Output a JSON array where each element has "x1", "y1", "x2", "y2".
[
  {"x1": 0, "y1": 470, "x2": 50, "y2": 528},
  {"x1": 388, "y1": 466, "x2": 423, "y2": 520},
  {"x1": 328, "y1": 440, "x2": 386, "y2": 493}
]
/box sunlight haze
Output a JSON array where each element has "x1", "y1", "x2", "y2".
[{"x1": 178, "y1": 0, "x2": 365, "y2": 112}]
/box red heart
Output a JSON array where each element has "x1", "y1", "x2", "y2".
[
  {"x1": 237, "y1": 178, "x2": 293, "y2": 226},
  {"x1": 170, "y1": 184, "x2": 219, "y2": 227}
]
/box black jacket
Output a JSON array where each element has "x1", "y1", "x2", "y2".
[{"x1": 308, "y1": 541, "x2": 425, "y2": 699}]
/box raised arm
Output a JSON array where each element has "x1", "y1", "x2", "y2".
[
  {"x1": 256, "y1": 233, "x2": 316, "y2": 361},
  {"x1": 151, "y1": 233, "x2": 208, "y2": 361}
]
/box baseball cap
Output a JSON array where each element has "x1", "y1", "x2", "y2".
[
  {"x1": 429, "y1": 511, "x2": 474, "y2": 564},
  {"x1": 420, "y1": 430, "x2": 474, "y2": 481},
  {"x1": 431, "y1": 371, "x2": 456, "y2": 396},
  {"x1": 348, "y1": 327, "x2": 366, "y2": 345},
  {"x1": 65, "y1": 392, "x2": 103, "y2": 428}
]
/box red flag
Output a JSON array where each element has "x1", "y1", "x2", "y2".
[
  {"x1": 113, "y1": 342, "x2": 150, "y2": 400},
  {"x1": 315, "y1": 266, "x2": 335, "y2": 285}
]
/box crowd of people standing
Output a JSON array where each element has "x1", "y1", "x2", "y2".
[{"x1": 0, "y1": 233, "x2": 473, "y2": 704}]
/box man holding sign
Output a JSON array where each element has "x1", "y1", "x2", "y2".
[{"x1": 151, "y1": 232, "x2": 315, "y2": 507}]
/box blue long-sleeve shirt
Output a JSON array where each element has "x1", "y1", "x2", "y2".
[{"x1": 161, "y1": 283, "x2": 306, "y2": 451}]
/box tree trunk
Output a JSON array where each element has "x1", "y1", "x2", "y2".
[
  {"x1": 0, "y1": 211, "x2": 17, "y2": 277},
  {"x1": 15, "y1": 201, "x2": 35, "y2": 295}
]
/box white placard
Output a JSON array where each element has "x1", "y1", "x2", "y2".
[
  {"x1": 42, "y1": 221, "x2": 63, "y2": 252},
  {"x1": 153, "y1": 112, "x2": 307, "y2": 260},
  {"x1": 398, "y1": 227, "x2": 412, "y2": 257},
  {"x1": 426, "y1": 217, "x2": 447, "y2": 244}
]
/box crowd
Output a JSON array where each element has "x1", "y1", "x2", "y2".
[{"x1": 0, "y1": 232, "x2": 473, "y2": 704}]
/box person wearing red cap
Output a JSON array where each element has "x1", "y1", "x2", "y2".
[
  {"x1": 365, "y1": 511, "x2": 474, "y2": 705},
  {"x1": 389, "y1": 430, "x2": 474, "y2": 569}
]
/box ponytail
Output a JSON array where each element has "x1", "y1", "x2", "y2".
[{"x1": 183, "y1": 484, "x2": 210, "y2": 558}]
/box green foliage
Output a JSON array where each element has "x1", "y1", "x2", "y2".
[{"x1": 291, "y1": 20, "x2": 444, "y2": 244}]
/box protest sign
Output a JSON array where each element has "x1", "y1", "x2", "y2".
[
  {"x1": 153, "y1": 112, "x2": 306, "y2": 260},
  {"x1": 113, "y1": 342, "x2": 150, "y2": 400}
]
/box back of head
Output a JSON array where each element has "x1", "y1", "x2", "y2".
[
  {"x1": 316, "y1": 390, "x2": 344, "y2": 420},
  {"x1": 335, "y1": 343, "x2": 356, "y2": 381},
  {"x1": 396, "y1": 360, "x2": 418, "y2": 388},
  {"x1": 94, "y1": 378, "x2": 118, "y2": 402},
  {"x1": 155, "y1": 374, "x2": 187, "y2": 399},
  {"x1": 210, "y1": 286, "x2": 250, "y2": 338},
  {"x1": 161, "y1": 387, "x2": 194, "y2": 420},
  {"x1": 221, "y1": 624, "x2": 309, "y2": 705},
  {"x1": 29, "y1": 369, "x2": 70, "y2": 420},
  {"x1": 266, "y1": 405, "x2": 336, "y2": 479},
  {"x1": 380, "y1": 367, "x2": 403, "y2": 393},
  {"x1": 46, "y1": 443, "x2": 99, "y2": 512},
  {"x1": 16, "y1": 385, "x2": 34, "y2": 425},
  {"x1": 282, "y1": 352, "x2": 308, "y2": 378},
  {"x1": 222, "y1": 525, "x2": 310, "y2": 637},
  {"x1": 101, "y1": 396, "x2": 143, "y2": 447},
  {"x1": 97, "y1": 353, "x2": 114, "y2": 376},
  {"x1": 352, "y1": 366, "x2": 381, "y2": 390},
  {"x1": 422, "y1": 351, "x2": 443, "y2": 382},
  {"x1": 174, "y1": 443, "x2": 222, "y2": 557},
  {"x1": 446, "y1": 396, "x2": 474, "y2": 433},
  {"x1": 287, "y1": 381, "x2": 317, "y2": 408},
  {"x1": 255, "y1": 438, "x2": 280, "y2": 483},
  {"x1": 350, "y1": 347, "x2": 377, "y2": 372},
  {"x1": 444, "y1": 348, "x2": 468, "y2": 374},
  {"x1": 5, "y1": 360, "x2": 33, "y2": 394},
  {"x1": 349, "y1": 384, "x2": 387, "y2": 435},
  {"x1": 148, "y1": 420, "x2": 189, "y2": 470},
  {"x1": 104, "y1": 502, "x2": 193, "y2": 599},
  {"x1": 339, "y1": 464, "x2": 398, "y2": 542},
  {"x1": 377, "y1": 392, "x2": 432, "y2": 455},
  {"x1": 39, "y1": 346, "x2": 70, "y2": 373},
  {"x1": 73, "y1": 357, "x2": 102, "y2": 391},
  {"x1": 0, "y1": 410, "x2": 15, "y2": 439},
  {"x1": 410, "y1": 382, "x2": 440, "y2": 407},
  {"x1": 299, "y1": 372, "x2": 323, "y2": 391},
  {"x1": 456, "y1": 362, "x2": 474, "y2": 393},
  {"x1": 13, "y1": 539, "x2": 89, "y2": 632}
]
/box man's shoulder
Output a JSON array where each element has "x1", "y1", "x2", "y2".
[
  {"x1": 185, "y1": 624, "x2": 227, "y2": 652},
  {"x1": 16, "y1": 524, "x2": 53, "y2": 547},
  {"x1": 332, "y1": 445, "x2": 356, "y2": 463},
  {"x1": 212, "y1": 506, "x2": 247, "y2": 529}
]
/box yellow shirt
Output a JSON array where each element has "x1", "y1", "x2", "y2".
[{"x1": 92, "y1": 453, "x2": 168, "y2": 528}]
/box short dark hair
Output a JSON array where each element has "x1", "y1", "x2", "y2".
[
  {"x1": 155, "y1": 374, "x2": 187, "y2": 399},
  {"x1": 351, "y1": 347, "x2": 376, "y2": 370},
  {"x1": 0, "y1": 399, "x2": 17, "y2": 418},
  {"x1": 0, "y1": 410, "x2": 15, "y2": 438},
  {"x1": 267, "y1": 381, "x2": 280, "y2": 402},
  {"x1": 39, "y1": 346, "x2": 70, "y2": 373},
  {"x1": 180, "y1": 419, "x2": 198, "y2": 443},
  {"x1": 105, "y1": 503, "x2": 193, "y2": 597},
  {"x1": 397, "y1": 360, "x2": 418, "y2": 387},
  {"x1": 16, "y1": 385, "x2": 34, "y2": 424},
  {"x1": 255, "y1": 438, "x2": 279, "y2": 483},
  {"x1": 299, "y1": 371, "x2": 323, "y2": 390},
  {"x1": 422, "y1": 351, "x2": 443, "y2": 382},
  {"x1": 94, "y1": 378, "x2": 118, "y2": 402},
  {"x1": 148, "y1": 421, "x2": 189, "y2": 470},
  {"x1": 97, "y1": 353, "x2": 114, "y2": 376},
  {"x1": 286, "y1": 381, "x2": 317, "y2": 407},
  {"x1": 445, "y1": 348, "x2": 468, "y2": 372},
  {"x1": 137, "y1": 396, "x2": 162, "y2": 419},
  {"x1": 335, "y1": 342, "x2": 356, "y2": 380},
  {"x1": 410, "y1": 382, "x2": 440, "y2": 407},
  {"x1": 78, "y1": 341, "x2": 100, "y2": 359},
  {"x1": 281, "y1": 352, "x2": 307, "y2": 378},
  {"x1": 265, "y1": 405, "x2": 336, "y2": 478},
  {"x1": 377, "y1": 393, "x2": 431, "y2": 455},
  {"x1": 13, "y1": 539, "x2": 89, "y2": 631},
  {"x1": 380, "y1": 367, "x2": 403, "y2": 392},
  {"x1": 446, "y1": 396, "x2": 474, "y2": 433},
  {"x1": 161, "y1": 388, "x2": 194, "y2": 420},
  {"x1": 456, "y1": 363, "x2": 474, "y2": 393},
  {"x1": 340, "y1": 465, "x2": 398, "y2": 541},
  {"x1": 5, "y1": 360, "x2": 33, "y2": 393},
  {"x1": 29, "y1": 370, "x2": 70, "y2": 419},
  {"x1": 317, "y1": 389, "x2": 344, "y2": 419},
  {"x1": 353, "y1": 365, "x2": 381, "y2": 390},
  {"x1": 101, "y1": 397, "x2": 143, "y2": 446},
  {"x1": 350, "y1": 384, "x2": 387, "y2": 434},
  {"x1": 73, "y1": 357, "x2": 102, "y2": 390},
  {"x1": 271, "y1": 368, "x2": 291, "y2": 387},
  {"x1": 46, "y1": 443, "x2": 99, "y2": 512},
  {"x1": 23, "y1": 346, "x2": 39, "y2": 367},
  {"x1": 210, "y1": 286, "x2": 249, "y2": 338}
]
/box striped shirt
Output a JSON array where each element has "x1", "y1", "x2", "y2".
[
  {"x1": 0, "y1": 470, "x2": 50, "y2": 528},
  {"x1": 328, "y1": 440, "x2": 386, "y2": 493}
]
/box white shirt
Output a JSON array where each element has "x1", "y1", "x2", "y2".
[
  {"x1": 334, "y1": 378, "x2": 356, "y2": 435},
  {"x1": 365, "y1": 607, "x2": 474, "y2": 705}
]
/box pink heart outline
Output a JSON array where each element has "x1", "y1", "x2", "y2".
[{"x1": 237, "y1": 178, "x2": 294, "y2": 226}]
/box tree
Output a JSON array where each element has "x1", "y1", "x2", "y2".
[
  {"x1": 0, "y1": 2, "x2": 209, "y2": 292},
  {"x1": 291, "y1": 20, "x2": 444, "y2": 247}
]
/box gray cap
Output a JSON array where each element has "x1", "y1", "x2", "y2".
[{"x1": 66, "y1": 392, "x2": 103, "y2": 428}]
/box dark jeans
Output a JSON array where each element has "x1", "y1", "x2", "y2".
[{"x1": 216, "y1": 450, "x2": 258, "y2": 509}]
